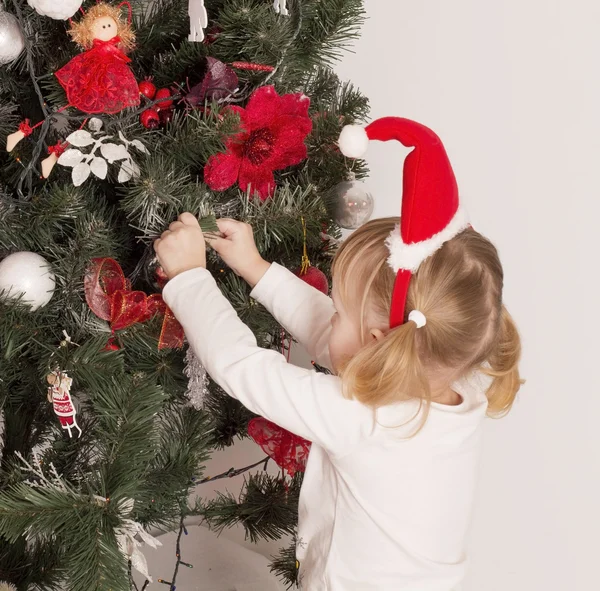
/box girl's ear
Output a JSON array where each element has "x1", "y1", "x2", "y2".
[{"x1": 369, "y1": 328, "x2": 387, "y2": 342}]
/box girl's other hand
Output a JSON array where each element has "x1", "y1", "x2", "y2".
[
  {"x1": 208, "y1": 219, "x2": 270, "y2": 287},
  {"x1": 154, "y1": 212, "x2": 207, "y2": 279}
]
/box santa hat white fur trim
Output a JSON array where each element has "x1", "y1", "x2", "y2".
[
  {"x1": 385, "y1": 205, "x2": 470, "y2": 273},
  {"x1": 338, "y1": 125, "x2": 370, "y2": 159}
]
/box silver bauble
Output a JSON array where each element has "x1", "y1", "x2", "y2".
[
  {"x1": 334, "y1": 180, "x2": 374, "y2": 229},
  {"x1": 0, "y1": 12, "x2": 25, "y2": 65}
]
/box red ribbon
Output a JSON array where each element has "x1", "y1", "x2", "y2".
[
  {"x1": 248, "y1": 417, "x2": 311, "y2": 477},
  {"x1": 19, "y1": 119, "x2": 33, "y2": 136},
  {"x1": 84, "y1": 258, "x2": 184, "y2": 350},
  {"x1": 48, "y1": 142, "x2": 67, "y2": 157}
]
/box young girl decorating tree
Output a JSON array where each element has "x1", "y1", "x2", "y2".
[{"x1": 154, "y1": 117, "x2": 522, "y2": 590}]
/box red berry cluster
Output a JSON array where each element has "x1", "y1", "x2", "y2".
[{"x1": 139, "y1": 79, "x2": 176, "y2": 129}]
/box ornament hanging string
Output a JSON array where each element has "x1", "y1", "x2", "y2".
[
  {"x1": 118, "y1": 1, "x2": 132, "y2": 25},
  {"x1": 300, "y1": 216, "x2": 310, "y2": 274}
]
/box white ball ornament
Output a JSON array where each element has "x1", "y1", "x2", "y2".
[
  {"x1": 0, "y1": 10, "x2": 25, "y2": 65},
  {"x1": 334, "y1": 179, "x2": 374, "y2": 230},
  {"x1": 0, "y1": 252, "x2": 56, "y2": 310},
  {"x1": 27, "y1": 0, "x2": 83, "y2": 20}
]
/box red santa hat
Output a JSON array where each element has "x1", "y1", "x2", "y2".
[{"x1": 338, "y1": 117, "x2": 469, "y2": 328}]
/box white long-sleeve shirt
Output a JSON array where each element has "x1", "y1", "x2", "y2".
[{"x1": 163, "y1": 262, "x2": 490, "y2": 591}]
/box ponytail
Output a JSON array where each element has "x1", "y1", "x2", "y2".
[
  {"x1": 339, "y1": 321, "x2": 430, "y2": 409},
  {"x1": 481, "y1": 306, "x2": 523, "y2": 416}
]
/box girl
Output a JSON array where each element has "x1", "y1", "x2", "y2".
[{"x1": 154, "y1": 117, "x2": 522, "y2": 590}]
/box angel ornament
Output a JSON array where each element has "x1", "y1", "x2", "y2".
[
  {"x1": 188, "y1": 0, "x2": 208, "y2": 42},
  {"x1": 47, "y1": 370, "x2": 82, "y2": 438},
  {"x1": 7, "y1": 2, "x2": 140, "y2": 167},
  {"x1": 273, "y1": 0, "x2": 289, "y2": 16}
]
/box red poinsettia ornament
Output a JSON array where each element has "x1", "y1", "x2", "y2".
[
  {"x1": 248, "y1": 417, "x2": 311, "y2": 477},
  {"x1": 204, "y1": 86, "x2": 312, "y2": 200}
]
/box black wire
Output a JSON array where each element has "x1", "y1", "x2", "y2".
[
  {"x1": 11, "y1": 0, "x2": 50, "y2": 198},
  {"x1": 195, "y1": 455, "x2": 271, "y2": 484}
]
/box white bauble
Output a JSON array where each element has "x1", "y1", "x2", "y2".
[
  {"x1": 0, "y1": 252, "x2": 56, "y2": 310},
  {"x1": 0, "y1": 11, "x2": 25, "y2": 65},
  {"x1": 333, "y1": 180, "x2": 375, "y2": 229},
  {"x1": 27, "y1": 0, "x2": 83, "y2": 20}
]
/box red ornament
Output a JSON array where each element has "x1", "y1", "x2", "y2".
[
  {"x1": 248, "y1": 417, "x2": 311, "y2": 477},
  {"x1": 204, "y1": 85, "x2": 312, "y2": 200},
  {"x1": 159, "y1": 109, "x2": 173, "y2": 126},
  {"x1": 293, "y1": 266, "x2": 328, "y2": 294},
  {"x1": 47, "y1": 371, "x2": 82, "y2": 439},
  {"x1": 139, "y1": 79, "x2": 157, "y2": 100},
  {"x1": 155, "y1": 88, "x2": 174, "y2": 110},
  {"x1": 140, "y1": 108, "x2": 160, "y2": 129}
]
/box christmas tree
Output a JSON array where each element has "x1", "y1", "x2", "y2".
[{"x1": 0, "y1": 0, "x2": 370, "y2": 589}]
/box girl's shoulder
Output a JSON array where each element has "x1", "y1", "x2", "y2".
[{"x1": 370, "y1": 369, "x2": 490, "y2": 440}]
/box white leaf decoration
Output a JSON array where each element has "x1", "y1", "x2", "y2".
[
  {"x1": 129, "y1": 159, "x2": 141, "y2": 178},
  {"x1": 130, "y1": 139, "x2": 149, "y2": 154},
  {"x1": 90, "y1": 157, "x2": 108, "y2": 180},
  {"x1": 101, "y1": 143, "x2": 129, "y2": 163},
  {"x1": 66, "y1": 130, "x2": 94, "y2": 147},
  {"x1": 88, "y1": 118, "x2": 103, "y2": 132},
  {"x1": 118, "y1": 161, "x2": 133, "y2": 183},
  {"x1": 72, "y1": 162, "x2": 91, "y2": 186},
  {"x1": 57, "y1": 148, "x2": 84, "y2": 168},
  {"x1": 118, "y1": 130, "x2": 128, "y2": 144}
]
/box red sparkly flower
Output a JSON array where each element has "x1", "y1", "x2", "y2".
[
  {"x1": 204, "y1": 86, "x2": 312, "y2": 200},
  {"x1": 248, "y1": 417, "x2": 311, "y2": 477}
]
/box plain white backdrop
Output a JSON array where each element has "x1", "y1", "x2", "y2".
[
  {"x1": 335, "y1": 1, "x2": 600, "y2": 589},
  {"x1": 155, "y1": 1, "x2": 600, "y2": 589}
]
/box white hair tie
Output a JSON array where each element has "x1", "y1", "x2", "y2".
[{"x1": 408, "y1": 310, "x2": 427, "y2": 328}]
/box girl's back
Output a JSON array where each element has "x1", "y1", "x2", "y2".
[{"x1": 298, "y1": 371, "x2": 490, "y2": 591}]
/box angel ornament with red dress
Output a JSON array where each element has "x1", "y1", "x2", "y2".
[
  {"x1": 6, "y1": 2, "x2": 140, "y2": 175},
  {"x1": 47, "y1": 370, "x2": 82, "y2": 438}
]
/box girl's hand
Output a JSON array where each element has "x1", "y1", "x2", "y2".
[
  {"x1": 208, "y1": 219, "x2": 270, "y2": 288},
  {"x1": 153, "y1": 213, "x2": 206, "y2": 279}
]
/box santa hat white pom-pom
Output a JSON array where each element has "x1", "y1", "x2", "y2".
[{"x1": 338, "y1": 125, "x2": 369, "y2": 158}]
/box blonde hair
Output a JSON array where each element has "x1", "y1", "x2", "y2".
[
  {"x1": 332, "y1": 217, "x2": 522, "y2": 419},
  {"x1": 68, "y1": 3, "x2": 135, "y2": 51}
]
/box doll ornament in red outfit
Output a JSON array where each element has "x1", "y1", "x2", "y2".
[{"x1": 6, "y1": 2, "x2": 139, "y2": 154}]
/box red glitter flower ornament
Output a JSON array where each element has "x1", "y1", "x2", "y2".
[
  {"x1": 204, "y1": 86, "x2": 312, "y2": 200},
  {"x1": 248, "y1": 417, "x2": 311, "y2": 477}
]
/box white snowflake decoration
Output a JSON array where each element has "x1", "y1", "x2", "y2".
[
  {"x1": 57, "y1": 120, "x2": 149, "y2": 187},
  {"x1": 188, "y1": 0, "x2": 208, "y2": 42},
  {"x1": 273, "y1": 0, "x2": 289, "y2": 16}
]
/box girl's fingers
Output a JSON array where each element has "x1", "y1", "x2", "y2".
[
  {"x1": 179, "y1": 212, "x2": 200, "y2": 227},
  {"x1": 216, "y1": 218, "x2": 241, "y2": 237}
]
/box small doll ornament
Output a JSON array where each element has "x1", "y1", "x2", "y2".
[
  {"x1": 47, "y1": 370, "x2": 82, "y2": 438},
  {"x1": 57, "y1": 2, "x2": 139, "y2": 114},
  {"x1": 6, "y1": 2, "x2": 139, "y2": 156}
]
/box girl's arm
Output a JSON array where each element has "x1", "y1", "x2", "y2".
[
  {"x1": 207, "y1": 219, "x2": 335, "y2": 370},
  {"x1": 250, "y1": 262, "x2": 334, "y2": 370},
  {"x1": 162, "y1": 267, "x2": 371, "y2": 454}
]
